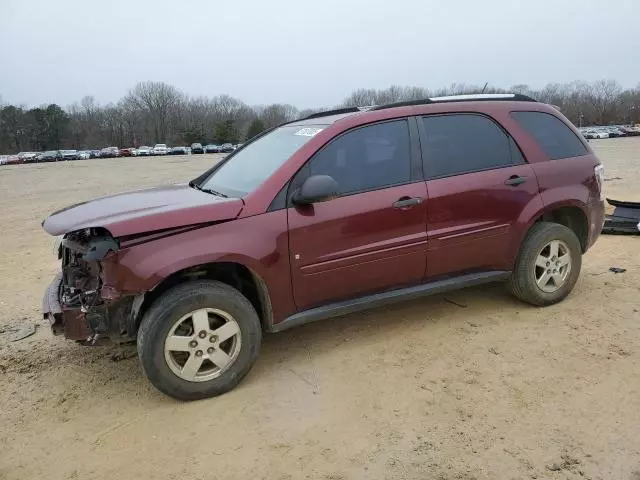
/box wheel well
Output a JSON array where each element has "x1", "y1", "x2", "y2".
[
  {"x1": 538, "y1": 206, "x2": 588, "y2": 252},
  {"x1": 137, "y1": 262, "x2": 271, "y2": 332}
]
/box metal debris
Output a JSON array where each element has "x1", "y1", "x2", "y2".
[
  {"x1": 609, "y1": 267, "x2": 627, "y2": 274},
  {"x1": 9, "y1": 323, "x2": 37, "y2": 342},
  {"x1": 602, "y1": 198, "x2": 640, "y2": 235},
  {"x1": 444, "y1": 298, "x2": 468, "y2": 308}
]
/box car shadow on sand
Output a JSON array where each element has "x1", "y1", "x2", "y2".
[{"x1": 9, "y1": 282, "x2": 529, "y2": 405}]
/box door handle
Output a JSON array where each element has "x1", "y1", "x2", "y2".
[
  {"x1": 393, "y1": 196, "x2": 423, "y2": 209},
  {"x1": 505, "y1": 175, "x2": 527, "y2": 186}
]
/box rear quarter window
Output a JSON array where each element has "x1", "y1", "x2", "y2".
[{"x1": 511, "y1": 111, "x2": 587, "y2": 160}]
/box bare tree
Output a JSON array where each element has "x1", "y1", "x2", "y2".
[
  {"x1": 591, "y1": 79, "x2": 622, "y2": 125},
  {"x1": 126, "y1": 81, "x2": 183, "y2": 143},
  {"x1": 3, "y1": 79, "x2": 640, "y2": 154},
  {"x1": 258, "y1": 104, "x2": 299, "y2": 128}
]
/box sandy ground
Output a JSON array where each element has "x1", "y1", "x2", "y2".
[{"x1": 0, "y1": 141, "x2": 639, "y2": 480}]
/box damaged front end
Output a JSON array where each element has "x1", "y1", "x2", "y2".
[{"x1": 42, "y1": 228, "x2": 142, "y2": 345}]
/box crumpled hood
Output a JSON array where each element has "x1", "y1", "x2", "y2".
[{"x1": 42, "y1": 183, "x2": 243, "y2": 237}]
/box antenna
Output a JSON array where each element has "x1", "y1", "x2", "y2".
[{"x1": 481, "y1": 82, "x2": 488, "y2": 94}]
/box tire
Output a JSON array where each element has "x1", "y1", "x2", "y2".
[
  {"x1": 137, "y1": 280, "x2": 262, "y2": 401},
  {"x1": 508, "y1": 222, "x2": 582, "y2": 306}
]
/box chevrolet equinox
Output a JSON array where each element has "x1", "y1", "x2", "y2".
[{"x1": 42, "y1": 94, "x2": 606, "y2": 400}]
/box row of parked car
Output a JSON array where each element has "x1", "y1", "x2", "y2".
[
  {"x1": 578, "y1": 125, "x2": 640, "y2": 139},
  {"x1": 190, "y1": 143, "x2": 239, "y2": 154},
  {"x1": 0, "y1": 142, "x2": 243, "y2": 165}
]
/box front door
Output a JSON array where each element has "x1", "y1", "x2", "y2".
[
  {"x1": 287, "y1": 119, "x2": 428, "y2": 311},
  {"x1": 418, "y1": 113, "x2": 541, "y2": 278}
]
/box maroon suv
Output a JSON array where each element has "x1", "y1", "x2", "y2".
[{"x1": 42, "y1": 94, "x2": 605, "y2": 400}]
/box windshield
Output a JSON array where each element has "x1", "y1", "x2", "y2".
[{"x1": 199, "y1": 125, "x2": 323, "y2": 197}]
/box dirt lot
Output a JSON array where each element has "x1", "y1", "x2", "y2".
[{"x1": 1, "y1": 141, "x2": 639, "y2": 480}]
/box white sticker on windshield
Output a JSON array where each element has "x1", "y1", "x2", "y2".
[{"x1": 294, "y1": 127, "x2": 323, "y2": 137}]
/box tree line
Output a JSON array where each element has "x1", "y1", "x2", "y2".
[{"x1": 1, "y1": 79, "x2": 639, "y2": 153}]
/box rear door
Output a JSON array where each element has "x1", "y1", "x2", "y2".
[
  {"x1": 418, "y1": 113, "x2": 541, "y2": 278},
  {"x1": 287, "y1": 119, "x2": 428, "y2": 310}
]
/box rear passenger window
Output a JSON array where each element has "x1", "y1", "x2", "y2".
[
  {"x1": 421, "y1": 114, "x2": 522, "y2": 179},
  {"x1": 511, "y1": 111, "x2": 587, "y2": 160}
]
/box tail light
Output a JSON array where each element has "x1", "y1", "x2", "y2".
[{"x1": 594, "y1": 164, "x2": 605, "y2": 201}]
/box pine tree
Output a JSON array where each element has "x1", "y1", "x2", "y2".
[{"x1": 246, "y1": 118, "x2": 266, "y2": 141}]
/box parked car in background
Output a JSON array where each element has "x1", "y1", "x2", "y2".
[
  {"x1": 40, "y1": 93, "x2": 606, "y2": 401},
  {"x1": 204, "y1": 144, "x2": 219, "y2": 153},
  {"x1": 76, "y1": 151, "x2": 91, "y2": 160},
  {"x1": 100, "y1": 146, "x2": 120, "y2": 158},
  {"x1": 152, "y1": 144, "x2": 169, "y2": 155},
  {"x1": 235, "y1": 143, "x2": 243, "y2": 150},
  {"x1": 27, "y1": 152, "x2": 43, "y2": 163},
  {"x1": 581, "y1": 130, "x2": 595, "y2": 140},
  {"x1": 60, "y1": 150, "x2": 78, "y2": 160},
  {"x1": 0, "y1": 155, "x2": 9, "y2": 165},
  {"x1": 219, "y1": 143, "x2": 234, "y2": 153},
  {"x1": 169, "y1": 146, "x2": 188, "y2": 155},
  {"x1": 135, "y1": 146, "x2": 152, "y2": 156},
  {"x1": 602, "y1": 127, "x2": 620, "y2": 138},
  {"x1": 5, "y1": 154, "x2": 22, "y2": 165},
  {"x1": 89, "y1": 150, "x2": 101, "y2": 158},
  {"x1": 119, "y1": 147, "x2": 135, "y2": 157},
  {"x1": 191, "y1": 143, "x2": 204, "y2": 154},
  {"x1": 586, "y1": 130, "x2": 608, "y2": 139},
  {"x1": 38, "y1": 150, "x2": 62, "y2": 162},
  {"x1": 18, "y1": 152, "x2": 38, "y2": 162},
  {"x1": 620, "y1": 126, "x2": 640, "y2": 136}
]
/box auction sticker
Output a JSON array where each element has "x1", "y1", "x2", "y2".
[{"x1": 294, "y1": 127, "x2": 323, "y2": 137}]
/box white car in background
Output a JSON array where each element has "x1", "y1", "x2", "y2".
[
  {"x1": 135, "y1": 146, "x2": 152, "y2": 156},
  {"x1": 152, "y1": 144, "x2": 169, "y2": 155},
  {"x1": 586, "y1": 130, "x2": 609, "y2": 139},
  {"x1": 18, "y1": 152, "x2": 38, "y2": 162}
]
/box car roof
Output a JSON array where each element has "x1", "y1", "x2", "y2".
[
  {"x1": 291, "y1": 93, "x2": 542, "y2": 127},
  {"x1": 287, "y1": 112, "x2": 361, "y2": 126}
]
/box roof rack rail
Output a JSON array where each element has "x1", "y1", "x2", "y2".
[
  {"x1": 371, "y1": 93, "x2": 537, "y2": 111},
  {"x1": 302, "y1": 107, "x2": 362, "y2": 120},
  {"x1": 300, "y1": 94, "x2": 537, "y2": 121}
]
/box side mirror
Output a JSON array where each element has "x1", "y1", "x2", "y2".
[{"x1": 292, "y1": 175, "x2": 339, "y2": 205}]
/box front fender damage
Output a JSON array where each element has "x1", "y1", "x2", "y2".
[
  {"x1": 42, "y1": 227, "x2": 143, "y2": 344},
  {"x1": 42, "y1": 221, "x2": 231, "y2": 344}
]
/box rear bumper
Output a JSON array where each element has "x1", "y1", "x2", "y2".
[{"x1": 586, "y1": 199, "x2": 605, "y2": 251}]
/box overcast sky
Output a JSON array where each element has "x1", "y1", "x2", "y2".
[{"x1": 1, "y1": 0, "x2": 639, "y2": 108}]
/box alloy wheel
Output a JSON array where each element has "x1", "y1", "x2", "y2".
[
  {"x1": 163, "y1": 308, "x2": 242, "y2": 382},
  {"x1": 534, "y1": 239, "x2": 572, "y2": 293}
]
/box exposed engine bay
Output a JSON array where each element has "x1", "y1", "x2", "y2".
[
  {"x1": 58, "y1": 228, "x2": 118, "y2": 312},
  {"x1": 43, "y1": 228, "x2": 140, "y2": 344}
]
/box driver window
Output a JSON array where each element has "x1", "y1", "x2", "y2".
[{"x1": 306, "y1": 119, "x2": 411, "y2": 196}]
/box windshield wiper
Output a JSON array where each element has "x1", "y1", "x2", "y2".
[
  {"x1": 201, "y1": 187, "x2": 228, "y2": 198},
  {"x1": 189, "y1": 181, "x2": 228, "y2": 198}
]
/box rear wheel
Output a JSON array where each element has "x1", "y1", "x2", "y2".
[
  {"x1": 137, "y1": 280, "x2": 261, "y2": 401},
  {"x1": 508, "y1": 222, "x2": 582, "y2": 306}
]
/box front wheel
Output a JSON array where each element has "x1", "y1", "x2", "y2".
[
  {"x1": 508, "y1": 222, "x2": 582, "y2": 306},
  {"x1": 137, "y1": 280, "x2": 262, "y2": 401}
]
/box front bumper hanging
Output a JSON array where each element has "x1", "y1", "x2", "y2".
[{"x1": 42, "y1": 273, "x2": 93, "y2": 341}]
